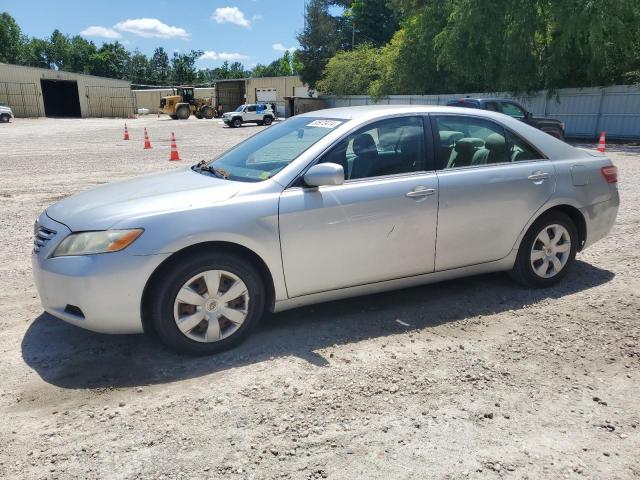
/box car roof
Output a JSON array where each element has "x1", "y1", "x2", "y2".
[{"x1": 298, "y1": 104, "x2": 502, "y2": 120}]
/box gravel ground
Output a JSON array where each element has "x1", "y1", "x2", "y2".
[{"x1": 0, "y1": 117, "x2": 638, "y2": 480}]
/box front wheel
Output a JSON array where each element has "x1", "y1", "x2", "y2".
[
  {"x1": 149, "y1": 252, "x2": 266, "y2": 355},
  {"x1": 0, "y1": 114, "x2": 10, "y2": 123},
  {"x1": 232, "y1": 118, "x2": 242, "y2": 128},
  {"x1": 176, "y1": 105, "x2": 190, "y2": 120},
  {"x1": 510, "y1": 211, "x2": 577, "y2": 288}
]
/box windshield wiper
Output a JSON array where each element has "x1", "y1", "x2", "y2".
[{"x1": 194, "y1": 161, "x2": 230, "y2": 179}]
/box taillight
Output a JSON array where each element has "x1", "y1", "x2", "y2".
[{"x1": 601, "y1": 165, "x2": 618, "y2": 183}]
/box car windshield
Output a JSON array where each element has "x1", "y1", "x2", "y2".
[
  {"x1": 234, "y1": 105, "x2": 245, "y2": 112},
  {"x1": 202, "y1": 116, "x2": 344, "y2": 182}
]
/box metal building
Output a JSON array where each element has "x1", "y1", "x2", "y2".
[
  {"x1": 0, "y1": 63, "x2": 135, "y2": 118},
  {"x1": 246, "y1": 76, "x2": 309, "y2": 117}
]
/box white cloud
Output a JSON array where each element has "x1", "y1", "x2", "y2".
[
  {"x1": 114, "y1": 18, "x2": 190, "y2": 39},
  {"x1": 80, "y1": 26, "x2": 121, "y2": 39},
  {"x1": 200, "y1": 51, "x2": 248, "y2": 61},
  {"x1": 272, "y1": 43, "x2": 296, "y2": 53},
  {"x1": 212, "y1": 7, "x2": 251, "y2": 28}
]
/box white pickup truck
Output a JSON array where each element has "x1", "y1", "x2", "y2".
[
  {"x1": 0, "y1": 104, "x2": 14, "y2": 123},
  {"x1": 221, "y1": 104, "x2": 275, "y2": 128}
]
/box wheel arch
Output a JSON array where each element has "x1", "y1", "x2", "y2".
[
  {"x1": 141, "y1": 241, "x2": 276, "y2": 334},
  {"x1": 523, "y1": 204, "x2": 587, "y2": 252}
]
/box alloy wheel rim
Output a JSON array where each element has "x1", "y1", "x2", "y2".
[
  {"x1": 530, "y1": 224, "x2": 571, "y2": 278},
  {"x1": 173, "y1": 270, "x2": 249, "y2": 343}
]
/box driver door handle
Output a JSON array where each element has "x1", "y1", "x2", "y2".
[
  {"x1": 406, "y1": 186, "x2": 436, "y2": 198},
  {"x1": 528, "y1": 171, "x2": 550, "y2": 181}
]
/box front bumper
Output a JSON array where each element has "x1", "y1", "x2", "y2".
[{"x1": 32, "y1": 214, "x2": 170, "y2": 334}]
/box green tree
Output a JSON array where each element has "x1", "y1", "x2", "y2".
[
  {"x1": 317, "y1": 44, "x2": 383, "y2": 95},
  {"x1": 297, "y1": 0, "x2": 341, "y2": 88},
  {"x1": 149, "y1": 47, "x2": 170, "y2": 84},
  {"x1": 127, "y1": 50, "x2": 151, "y2": 84},
  {"x1": 89, "y1": 42, "x2": 130, "y2": 78},
  {"x1": 48, "y1": 29, "x2": 71, "y2": 70},
  {"x1": 170, "y1": 50, "x2": 203, "y2": 84},
  {"x1": 67, "y1": 36, "x2": 97, "y2": 74},
  {"x1": 0, "y1": 12, "x2": 25, "y2": 64},
  {"x1": 340, "y1": 0, "x2": 399, "y2": 48}
]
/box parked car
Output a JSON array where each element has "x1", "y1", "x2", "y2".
[
  {"x1": 446, "y1": 98, "x2": 565, "y2": 140},
  {"x1": 32, "y1": 106, "x2": 619, "y2": 355},
  {"x1": 0, "y1": 103, "x2": 14, "y2": 123},
  {"x1": 221, "y1": 104, "x2": 274, "y2": 128}
]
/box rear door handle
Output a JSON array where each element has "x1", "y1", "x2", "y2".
[
  {"x1": 528, "y1": 171, "x2": 550, "y2": 181},
  {"x1": 406, "y1": 186, "x2": 436, "y2": 198}
]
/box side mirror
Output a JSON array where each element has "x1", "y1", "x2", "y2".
[{"x1": 303, "y1": 163, "x2": 345, "y2": 187}]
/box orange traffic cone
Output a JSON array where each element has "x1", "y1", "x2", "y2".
[
  {"x1": 169, "y1": 132, "x2": 181, "y2": 161},
  {"x1": 597, "y1": 131, "x2": 606, "y2": 153},
  {"x1": 143, "y1": 128, "x2": 152, "y2": 149},
  {"x1": 123, "y1": 123, "x2": 130, "y2": 140}
]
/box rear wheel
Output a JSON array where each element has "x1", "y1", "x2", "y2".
[
  {"x1": 176, "y1": 105, "x2": 190, "y2": 120},
  {"x1": 510, "y1": 211, "x2": 577, "y2": 288},
  {"x1": 149, "y1": 251, "x2": 265, "y2": 355},
  {"x1": 263, "y1": 116, "x2": 273, "y2": 126},
  {"x1": 0, "y1": 114, "x2": 10, "y2": 123}
]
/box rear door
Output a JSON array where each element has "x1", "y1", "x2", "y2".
[{"x1": 432, "y1": 114, "x2": 556, "y2": 270}]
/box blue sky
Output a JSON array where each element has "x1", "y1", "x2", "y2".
[{"x1": 1, "y1": 0, "x2": 305, "y2": 68}]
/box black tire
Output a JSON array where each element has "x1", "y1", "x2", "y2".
[
  {"x1": 148, "y1": 251, "x2": 266, "y2": 355},
  {"x1": 510, "y1": 211, "x2": 578, "y2": 288},
  {"x1": 176, "y1": 105, "x2": 190, "y2": 120},
  {"x1": 194, "y1": 113, "x2": 203, "y2": 119},
  {"x1": 169, "y1": 115, "x2": 178, "y2": 120},
  {"x1": 0, "y1": 114, "x2": 10, "y2": 123},
  {"x1": 232, "y1": 117, "x2": 242, "y2": 128},
  {"x1": 263, "y1": 116, "x2": 273, "y2": 126},
  {"x1": 202, "y1": 106, "x2": 215, "y2": 119}
]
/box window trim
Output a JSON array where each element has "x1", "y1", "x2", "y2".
[
  {"x1": 286, "y1": 113, "x2": 435, "y2": 189},
  {"x1": 429, "y1": 113, "x2": 548, "y2": 172}
]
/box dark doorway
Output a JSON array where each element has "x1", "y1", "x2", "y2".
[{"x1": 40, "y1": 79, "x2": 81, "y2": 117}]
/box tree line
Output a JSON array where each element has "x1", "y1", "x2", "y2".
[
  {"x1": 298, "y1": 0, "x2": 640, "y2": 97},
  {"x1": 0, "y1": 12, "x2": 300, "y2": 85}
]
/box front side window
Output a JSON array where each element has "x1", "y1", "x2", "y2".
[
  {"x1": 501, "y1": 102, "x2": 526, "y2": 119},
  {"x1": 204, "y1": 116, "x2": 343, "y2": 182},
  {"x1": 485, "y1": 101, "x2": 500, "y2": 112},
  {"x1": 435, "y1": 115, "x2": 542, "y2": 169},
  {"x1": 320, "y1": 116, "x2": 426, "y2": 180}
]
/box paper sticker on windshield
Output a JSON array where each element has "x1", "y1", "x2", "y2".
[{"x1": 307, "y1": 119, "x2": 342, "y2": 129}]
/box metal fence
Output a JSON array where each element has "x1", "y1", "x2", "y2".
[
  {"x1": 0, "y1": 82, "x2": 41, "y2": 117},
  {"x1": 86, "y1": 86, "x2": 137, "y2": 117},
  {"x1": 324, "y1": 85, "x2": 640, "y2": 140}
]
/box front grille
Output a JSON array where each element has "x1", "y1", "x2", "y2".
[{"x1": 34, "y1": 224, "x2": 57, "y2": 253}]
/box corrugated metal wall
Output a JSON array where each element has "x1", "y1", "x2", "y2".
[
  {"x1": 324, "y1": 85, "x2": 640, "y2": 139},
  {"x1": 246, "y1": 76, "x2": 305, "y2": 116},
  {"x1": 133, "y1": 88, "x2": 215, "y2": 112},
  {"x1": 0, "y1": 63, "x2": 135, "y2": 117}
]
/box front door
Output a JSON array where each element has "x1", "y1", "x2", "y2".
[
  {"x1": 279, "y1": 115, "x2": 439, "y2": 298},
  {"x1": 432, "y1": 114, "x2": 556, "y2": 270}
]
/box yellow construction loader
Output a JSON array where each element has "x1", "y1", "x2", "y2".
[{"x1": 159, "y1": 86, "x2": 216, "y2": 120}]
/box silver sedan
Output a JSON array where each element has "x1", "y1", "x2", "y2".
[{"x1": 32, "y1": 106, "x2": 619, "y2": 355}]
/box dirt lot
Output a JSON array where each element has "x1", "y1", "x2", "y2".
[{"x1": 0, "y1": 117, "x2": 638, "y2": 480}]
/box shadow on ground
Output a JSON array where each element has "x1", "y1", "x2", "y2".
[{"x1": 22, "y1": 260, "x2": 613, "y2": 390}]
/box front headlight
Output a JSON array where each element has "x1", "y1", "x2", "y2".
[{"x1": 53, "y1": 229, "x2": 143, "y2": 257}]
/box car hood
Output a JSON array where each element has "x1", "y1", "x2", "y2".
[{"x1": 46, "y1": 167, "x2": 242, "y2": 231}]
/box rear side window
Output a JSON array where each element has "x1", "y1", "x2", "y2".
[
  {"x1": 434, "y1": 115, "x2": 543, "y2": 169},
  {"x1": 246, "y1": 105, "x2": 257, "y2": 112},
  {"x1": 485, "y1": 101, "x2": 500, "y2": 112},
  {"x1": 434, "y1": 116, "x2": 508, "y2": 169}
]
